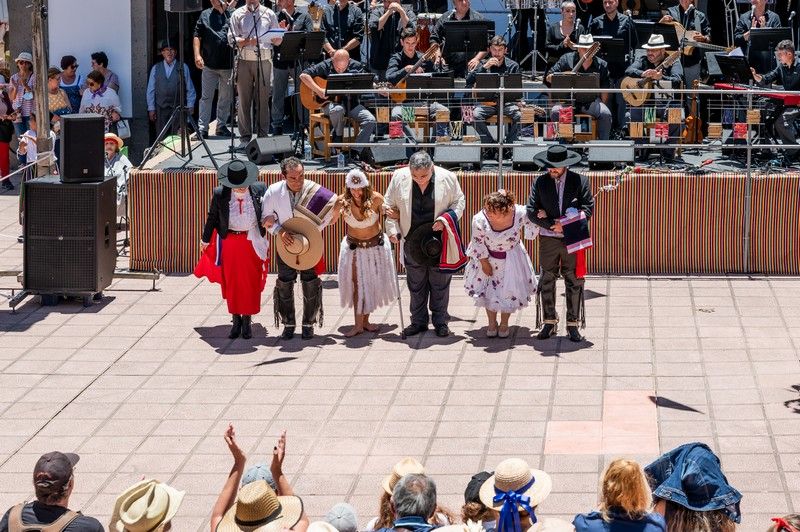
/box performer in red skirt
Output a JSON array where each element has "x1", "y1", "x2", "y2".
[{"x1": 195, "y1": 160, "x2": 269, "y2": 339}]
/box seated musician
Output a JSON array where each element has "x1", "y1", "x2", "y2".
[
  {"x1": 545, "y1": 1, "x2": 585, "y2": 70},
  {"x1": 465, "y1": 35, "x2": 521, "y2": 157},
  {"x1": 300, "y1": 49, "x2": 377, "y2": 164},
  {"x1": 625, "y1": 34, "x2": 684, "y2": 159},
  {"x1": 547, "y1": 34, "x2": 612, "y2": 141},
  {"x1": 751, "y1": 39, "x2": 800, "y2": 161},
  {"x1": 429, "y1": 0, "x2": 487, "y2": 78},
  {"x1": 734, "y1": 0, "x2": 782, "y2": 74},
  {"x1": 386, "y1": 27, "x2": 451, "y2": 140},
  {"x1": 659, "y1": 0, "x2": 710, "y2": 88}
]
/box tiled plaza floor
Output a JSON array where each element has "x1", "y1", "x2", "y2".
[{"x1": 0, "y1": 191, "x2": 799, "y2": 531}]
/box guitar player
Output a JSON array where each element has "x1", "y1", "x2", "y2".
[
  {"x1": 300, "y1": 49, "x2": 377, "y2": 164},
  {"x1": 751, "y1": 39, "x2": 800, "y2": 163},
  {"x1": 546, "y1": 34, "x2": 613, "y2": 141},
  {"x1": 624, "y1": 34, "x2": 684, "y2": 160},
  {"x1": 660, "y1": 0, "x2": 710, "y2": 90},
  {"x1": 385, "y1": 27, "x2": 451, "y2": 142}
]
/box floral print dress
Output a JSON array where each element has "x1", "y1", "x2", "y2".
[{"x1": 464, "y1": 204, "x2": 539, "y2": 313}]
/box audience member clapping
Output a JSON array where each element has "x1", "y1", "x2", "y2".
[
  {"x1": 645, "y1": 443, "x2": 741, "y2": 532},
  {"x1": 573, "y1": 459, "x2": 665, "y2": 531},
  {"x1": 0, "y1": 452, "x2": 103, "y2": 531},
  {"x1": 110, "y1": 479, "x2": 184, "y2": 531}
]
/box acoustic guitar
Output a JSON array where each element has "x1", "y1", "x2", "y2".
[
  {"x1": 390, "y1": 43, "x2": 440, "y2": 104},
  {"x1": 300, "y1": 76, "x2": 337, "y2": 111},
  {"x1": 682, "y1": 79, "x2": 703, "y2": 144},
  {"x1": 570, "y1": 42, "x2": 601, "y2": 73},
  {"x1": 663, "y1": 21, "x2": 734, "y2": 55},
  {"x1": 620, "y1": 50, "x2": 682, "y2": 107}
]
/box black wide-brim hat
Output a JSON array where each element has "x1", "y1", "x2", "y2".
[
  {"x1": 533, "y1": 145, "x2": 582, "y2": 169},
  {"x1": 219, "y1": 160, "x2": 259, "y2": 188},
  {"x1": 406, "y1": 223, "x2": 442, "y2": 267}
]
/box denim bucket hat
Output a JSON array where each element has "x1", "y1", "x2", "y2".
[{"x1": 644, "y1": 442, "x2": 742, "y2": 523}]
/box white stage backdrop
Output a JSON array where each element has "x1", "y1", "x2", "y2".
[{"x1": 47, "y1": 0, "x2": 132, "y2": 116}]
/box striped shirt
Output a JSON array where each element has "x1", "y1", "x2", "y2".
[{"x1": 10, "y1": 73, "x2": 35, "y2": 117}]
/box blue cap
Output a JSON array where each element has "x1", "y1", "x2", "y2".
[
  {"x1": 241, "y1": 463, "x2": 277, "y2": 490},
  {"x1": 645, "y1": 442, "x2": 742, "y2": 523}
]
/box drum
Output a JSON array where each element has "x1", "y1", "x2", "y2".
[{"x1": 416, "y1": 13, "x2": 442, "y2": 51}]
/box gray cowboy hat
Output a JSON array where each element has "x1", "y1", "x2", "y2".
[
  {"x1": 533, "y1": 145, "x2": 582, "y2": 169},
  {"x1": 219, "y1": 160, "x2": 259, "y2": 189}
]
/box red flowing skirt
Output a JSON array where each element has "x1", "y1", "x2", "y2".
[{"x1": 194, "y1": 231, "x2": 268, "y2": 315}]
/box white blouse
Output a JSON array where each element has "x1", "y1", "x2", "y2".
[{"x1": 229, "y1": 191, "x2": 258, "y2": 231}]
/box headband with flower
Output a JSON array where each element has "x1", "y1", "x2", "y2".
[{"x1": 345, "y1": 169, "x2": 369, "y2": 190}]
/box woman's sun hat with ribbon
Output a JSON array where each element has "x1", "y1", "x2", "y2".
[
  {"x1": 382, "y1": 458, "x2": 426, "y2": 495},
  {"x1": 217, "y1": 480, "x2": 303, "y2": 532},
  {"x1": 345, "y1": 168, "x2": 369, "y2": 190},
  {"x1": 478, "y1": 459, "x2": 553, "y2": 530}
]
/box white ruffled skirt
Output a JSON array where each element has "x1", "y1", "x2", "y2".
[{"x1": 338, "y1": 235, "x2": 399, "y2": 315}]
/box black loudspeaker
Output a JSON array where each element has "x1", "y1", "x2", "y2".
[
  {"x1": 24, "y1": 176, "x2": 117, "y2": 294},
  {"x1": 60, "y1": 114, "x2": 105, "y2": 183},
  {"x1": 513, "y1": 142, "x2": 556, "y2": 170},
  {"x1": 371, "y1": 139, "x2": 409, "y2": 165},
  {"x1": 164, "y1": 0, "x2": 202, "y2": 12},
  {"x1": 247, "y1": 135, "x2": 294, "y2": 164},
  {"x1": 434, "y1": 143, "x2": 482, "y2": 168},
  {"x1": 587, "y1": 140, "x2": 634, "y2": 169}
]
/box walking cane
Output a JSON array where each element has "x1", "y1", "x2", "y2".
[{"x1": 384, "y1": 211, "x2": 407, "y2": 339}]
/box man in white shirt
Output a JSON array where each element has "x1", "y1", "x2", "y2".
[{"x1": 228, "y1": 0, "x2": 285, "y2": 148}]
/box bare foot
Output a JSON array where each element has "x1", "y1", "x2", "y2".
[
  {"x1": 363, "y1": 322, "x2": 380, "y2": 332},
  {"x1": 344, "y1": 326, "x2": 365, "y2": 337}
]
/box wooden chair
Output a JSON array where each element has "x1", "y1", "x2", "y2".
[
  {"x1": 309, "y1": 113, "x2": 361, "y2": 161},
  {"x1": 573, "y1": 114, "x2": 598, "y2": 142}
]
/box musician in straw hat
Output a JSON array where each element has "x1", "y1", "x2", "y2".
[
  {"x1": 262, "y1": 157, "x2": 337, "y2": 340},
  {"x1": 110, "y1": 479, "x2": 185, "y2": 531},
  {"x1": 546, "y1": 34, "x2": 613, "y2": 141},
  {"x1": 331, "y1": 168, "x2": 398, "y2": 337},
  {"x1": 197, "y1": 160, "x2": 270, "y2": 340},
  {"x1": 526, "y1": 145, "x2": 593, "y2": 343},
  {"x1": 624, "y1": 34, "x2": 683, "y2": 160},
  {"x1": 478, "y1": 458, "x2": 572, "y2": 532}
]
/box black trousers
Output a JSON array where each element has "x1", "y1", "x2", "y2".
[
  {"x1": 538, "y1": 235, "x2": 584, "y2": 326},
  {"x1": 404, "y1": 248, "x2": 452, "y2": 328}
]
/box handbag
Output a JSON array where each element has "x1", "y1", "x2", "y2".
[{"x1": 116, "y1": 119, "x2": 131, "y2": 139}]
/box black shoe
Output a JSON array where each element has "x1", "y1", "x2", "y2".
[
  {"x1": 434, "y1": 324, "x2": 450, "y2": 337},
  {"x1": 229, "y1": 314, "x2": 242, "y2": 339},
  {"x1": 403, "y1": 323, "x2": 428, "y2": 336},
  {"x1": 281, "y1": 326, "x2": 295, "y2": 340},
  {"x1": 241, "y1": 315, "x2": 252, "y2": 339},
  {"x1": 567, "y1": 326, "x2": 585, "y2": 342},
  {"x1": 536, "y1": 323, "x2": 557, "y2": 340},
  {"x1": 301, "y1": 325, "x2": 314, "y2": 339},
  {"x1": 195, "y1": 130, "x2": 208, "y2": 140},
  {"x1": 216, "y1": 125, "x2": 233, "y2": 137}
]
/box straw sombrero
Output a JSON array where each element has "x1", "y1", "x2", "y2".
[
  {"x1": 275, "y1": 216, "x2": 324, "y2": 271},
  {"x1": 382, "y1": 457, "x2": 426, "y2": 495},
  {"x1": 110, "y1": 479, "x2": 185, "y2": 532},
  {"x1": 478, "y1": 458, "x2": 553, "y2": 510},
  {"x1": 105, "y1": 133, "x2": 125, "y2": 150},
  {"x1": 217, "y1": 481, "x2": 303, "y2": 532}
]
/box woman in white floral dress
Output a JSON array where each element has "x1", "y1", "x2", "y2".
[{"x1": 464, "y1": 190, "x2": 538, "y2": 338}]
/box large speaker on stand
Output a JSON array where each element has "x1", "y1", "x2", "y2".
[
  {"x1": 60, "y1": 114, "x2": 105, "y2": 183},
  {"x1": 24, "y1": 176, "x2": 117, "y2": 299}
]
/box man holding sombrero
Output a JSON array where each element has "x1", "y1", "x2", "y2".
[
  {"x1": 384, "y1": 151, "x2": 466, "y2": 338},
  {"x1": 526, "y1": 145, "x2": 593, "y2": 342},
  {"x1": 197, "y1": 160, "x2": 270, "y2": 340},
  {"x1": 262, "y1": 157, "x2": 337, "y2": 340}
]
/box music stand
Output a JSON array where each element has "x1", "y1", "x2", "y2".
[
  {"x1": 714, "y1": 54, "x2": 753, "y2": 84},
  {"x1": 653, "y1": 23, "x2": 681, "y2": 50},
  {"x1": 441, "y1": 20, "x2": 494, "y2": 58},
  {"x1": 407, "y1": 74, "x2": 455, "y2": 96},
  {"x1": 474, "y1": 73, "x2": 523, "y2": 102},
  {"x1": 326, "y1": 73, "x2": 375, "y2": 155},
  {"x1": 634, "y1": 21, "x2": 656, "y2": 46},
  {"x1": 550, "y1": 73, "x2": 600, "y2": 104},
  {"x1": 592, "y1": 36, "x2": 626, "y2": 64},
  {"x1": 276, "y1": 30, "x2": 325, "y2": 155},
  {"x1": 750, "y1": 27, "x2": 793, "y2": 52}
]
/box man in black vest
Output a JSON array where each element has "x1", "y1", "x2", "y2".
[
  {"x1": 526, "y1": 146, "x2": 594, "y2": 342},
  {"x1": 146, "y1": 40, "x2": 197, "y2": 136}
]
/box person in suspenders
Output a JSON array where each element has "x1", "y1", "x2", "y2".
[{"x1": 0, "y1": 452, "x2": 103, "y2": 532}]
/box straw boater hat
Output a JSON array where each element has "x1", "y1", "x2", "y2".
[
  {"x1": 574, "y1": 34, "x2": 595, "y2": 48},
  {"x1": 110, "y1": 479, "x2": 185, "y2": 532},
  {"x1": 478, "y1": 458, "x2": 553, "y2": 510},
  {"x1": 219, "y1": 160, "x2": 259, "y2": 189},
  {"x1": 217, "y1": 480, "x2": 303, "y2": 532},
  {"x1": 382, "y1": 458, "x2": 426, "y2": 495},
  {"x1": 642, "y1": 34, "x2": 670, "y2": 49},
  {"x1": 275, "y1": 216, "x2": 324, "y2": 271},
  {"x1": 104, "y1": 133, "x2": 125, "y2": 150},
  {"x1": 533, "y1": 145, "x2": 581, "y2": 169}
]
